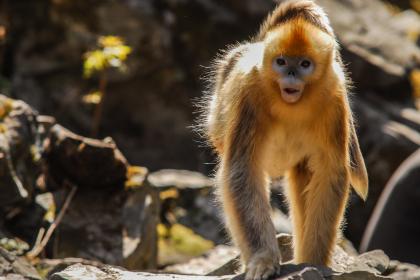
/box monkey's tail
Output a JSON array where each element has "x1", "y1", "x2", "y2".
[{"x1": 349, "y1": 124, "x2": 369, "y2": 201}]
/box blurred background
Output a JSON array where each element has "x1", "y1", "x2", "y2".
[{"x1": 0, "y1": 0, "x2": 419, "y2": 279}]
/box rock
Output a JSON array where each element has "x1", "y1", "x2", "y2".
[
  {"x1": 4, "y1": 199, "x2": 47, "y2": 246},
  {"x1": 50, "y1": 260, "x2": 394, "y2": 280},
  {"x1": 387, "y1": 260, "x2": 420, "y2": 280},
  {"x1": 360, "y1": 149, "x2": 420, "y2": 265},
  {"x1": 0, "y1": 247, "x2": 41, "y2": 280},
  {"x1": 36, "y1": 257, "x2": 104, "y2": 279},
  {"x1": 315, "y1": 0, "x2": 420, "y2": 102},
  {"x1": 283, "y1": 267, "x2": 324, "y2": 280},
  {"x1": 345, "y1": 96, "x2": 420, "y2": 245},
  {"x1": 148, "y1": 169, "x2": 213, "y2": 190},
  {"x1": 0, "y1": 95, "x2": 51, "y2": 246},
  {"x1": 1, "y1": 274, "x2": 28, "y2": 280},
  {"x1": 30, "y1": 124, "x2": 160, "y2": 270},
  {"x1": 164, "y1": 245, "x2": 238, "y2": 275},
  {"x1": 207, "y1": 256, "x2": 238, "y2": 277},
  {"x1": 331, "y1": 271, "x2": 391, "y2": 280},
  {"x1": 43, "y1": 124, "x2": 128, "y2": 191},
  {"x1": 332, "y1": 248, "x2": 389, "y2": 275},
  {"x1": 149, "y1": 169, "x2": 225, "y2": 244},
  {"x1": 390, "y1": 270, "x2": 420, "y2": 280},
  {"x1": 0, "y1": 95, "x2": 41, "y2": 209},
  {"x1": 48, "y1": 264, "x2": 109, "y2": 280},
  {"x1": 357, "y1": 251, "x2": 390, "y2": 274},
  {"x1": 0, "y1": 238, "x2": 29, "y2": 257},
  {"x1": 209, "y1": 234, "x2": 392, "y2": 280},
  {"x1": 49, "y1": 177, "x2": 159, "y2": 270},
  {"x1": 230, "y1": 263, "x2": 334, "y2": 280},
  {"x1": 49, "y1": 263, "x2": 234, "y2": 280},
  {"x1": 122, "y1": 185, "x2": 160, "y2": 270}
]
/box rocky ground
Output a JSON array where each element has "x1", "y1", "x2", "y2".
[{"x1": 0, "y1": 0, "x2": 419, "y2": 279}]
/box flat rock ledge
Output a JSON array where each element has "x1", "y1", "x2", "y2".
[{"x1": 48, "y1": 234, "x2": 413, "y2": 280}]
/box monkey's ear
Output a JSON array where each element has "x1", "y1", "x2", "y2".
[{"x1": 349, "y1": 122, "x2": 368, "y2": 201}]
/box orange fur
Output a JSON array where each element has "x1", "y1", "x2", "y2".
[{"x1": 201, "y1": 1, "x2": 368, "y2": 279}]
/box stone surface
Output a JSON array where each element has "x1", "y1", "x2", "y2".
[
  {"x1": 0, "y1": 247, "x2": 41, "y2": 280},
  {"x1": 49, "y1": 263, "x2": 233, "y2": 280},
  {"x1": 208, "y1": 234, "x2": 392, "y2": 280},
  {"x1": 122, "y1": 185, "x2": 160, "y2": 270},
  {"x1": 148, "y1": 169, "x2": 213, "y2": 190},
  {"x1": 43, "y1": 124, "x2": 128, "y2": 191},
  {"x1": 360, "y1": 149, "x2": 420, "y2": 265},
  {"x1": 0, "y1": 95, "x2": 41, "y2": 209},
  {"x1": 346, "y1": 96, "x2": 420, "y2": 245},
  {"x1": 316, "y1": 0, "x2": 420, "y2": 102},
  {"x1": 164, "y1": 245, "x2": 238, "y2": 275},
  {"x1": 387, "y1": 260, "x2": 420, "y2": 280},
  {"x1": 49, "y1": 171, "x2": 159, "y2": 270},
  {"x1": 151, "y1": 169, "x2": 225, "y2": 244}
]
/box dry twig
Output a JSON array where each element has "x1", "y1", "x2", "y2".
[{"x1": 27, "y1": 184, "x2": 77, "y2": 259}]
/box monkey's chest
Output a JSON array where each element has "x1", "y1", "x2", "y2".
[{"x1": 263, "y1": 131, "x2": 309, "y2": 178}]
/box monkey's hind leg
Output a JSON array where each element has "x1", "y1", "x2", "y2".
[
  {"x1": 294, "y1": 162, "x2": 350, "y2": 265},
  {"x1": 286, "y1": 160, "x2": 312, "y2": 263}
]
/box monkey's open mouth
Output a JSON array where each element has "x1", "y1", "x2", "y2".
[
  {"x1": 284, "y1": 88, "x2": 299, "y2": 94},
  {"x1": 280, "y1": 87, "x2": 303, "y2": 104}
]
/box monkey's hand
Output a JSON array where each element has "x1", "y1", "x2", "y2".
[{"x1": 245, "y1": 249, "x2": 281, "y2": 280}]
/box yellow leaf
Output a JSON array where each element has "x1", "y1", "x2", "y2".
[
  {"x1": 160, "y1": 189, "x2": 179, "y2": 200},
  {"x1": 83, "y1": 50, "x2": 108, "y2": 78},
  {"x1": 83, "y1": 35, "x2": 132, "y2": 78},
  {"x1": 99, "y1": 35, "x2": 124, "y2": 47}
]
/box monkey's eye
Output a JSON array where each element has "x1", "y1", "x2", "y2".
[
  {"x1": 300, "y1": 60, "x2": 311, "y2": 68},
  {"x1": 276, "y1": 58, "x2": 286, "y2": 66}
]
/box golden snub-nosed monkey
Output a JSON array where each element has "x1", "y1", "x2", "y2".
[{"x1": 198, "y1": 1, "x2": 368, "y2": 279}]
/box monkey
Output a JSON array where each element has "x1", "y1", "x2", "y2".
[{"x1": 198, "y1": 1, "x2": 368, "y2": 280}]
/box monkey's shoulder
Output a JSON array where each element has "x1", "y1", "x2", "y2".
[{"x1": 214, "y1": 42, "x2": 264, "y2": 88}]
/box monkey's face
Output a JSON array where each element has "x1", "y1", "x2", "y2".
[
  {"x1": 262, "y1": 21, "x2": 335, "y2": 104},
  {"x1": 271, "y1": 55, "x2": 314, "y2": 103}
]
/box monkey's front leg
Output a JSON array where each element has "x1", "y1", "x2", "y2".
[
  {"x1": 218, "y1": 161, "x2": 280, "y2": 280},
  {"x1": 294, "y1": 161, "x2": 350, "y2": 265}
]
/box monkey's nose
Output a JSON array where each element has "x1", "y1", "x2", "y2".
[{"x1": 288, "y1": 71, "x2": 295, "y2": 76}]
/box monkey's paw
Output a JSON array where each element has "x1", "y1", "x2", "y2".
[{"x1": 245, "y1": 251, "x2": 281, "y2": 280}]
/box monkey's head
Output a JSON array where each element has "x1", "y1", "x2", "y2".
[{"x1": 261, "y1": 20, "x2": 336, "y2": 104}]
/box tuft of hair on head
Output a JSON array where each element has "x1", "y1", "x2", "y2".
[{"x1": 256, "y1": 0, "x2": 334, "y2": 41}]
